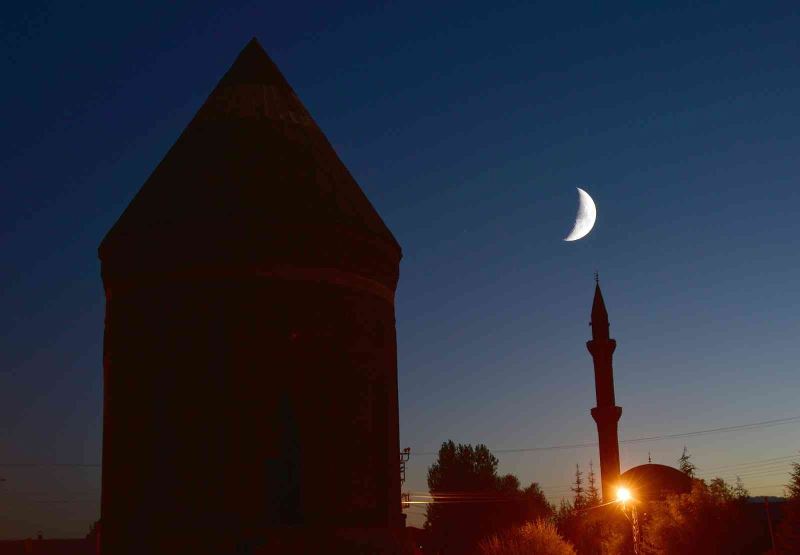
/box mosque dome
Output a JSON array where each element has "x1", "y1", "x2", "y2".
[{"x1": 619, "y1": 464, "x2": 692, "y2": 502}]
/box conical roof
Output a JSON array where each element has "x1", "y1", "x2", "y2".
[
  {"x1": 591, "y1": 283, "x2": 609, "y2": 325},
  {"x1": 99, "y1": 38, "x2": 400, "y2": 283},
  {"x1": 590, "y1": 282, "x2": 610, "y2": 340}
]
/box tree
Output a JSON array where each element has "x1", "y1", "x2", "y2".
[
  {"x1": 424, "y1": 441, "x2": 552, "y2": 554},
  {"x1": 678, "y1": 446, "x2": 696, "y2": 478},
  {"x1": 785, "y1": 459, "x2": 800, "y2": 499},
  {"x1": 486, "y1": 478, "x2": 554, "y2": 543},
  {"x1": 708, "y1": 476, "x2": 736, "y2": 502},
  {"x1": 425, "y1": 441, "x2": 500, "y2": 554},
  {"x1": 479, "y1": 520, "x2": 576, "y2": 555},
  {"x1": 732, "y1": 475, "x2": 748, "y2": 501},
  {"x1": 776, "y1": 459, "x2": 800, "y2": 553},
  {"x1": 520, "y1": 482, "x2": 553, "y2": 523},
  {"x1": 497, "y1": 473, "x2": 521, "y2": 494},
  {"x1": 571, "y1": 464, "x2": 586, "y2": 510},
  {"x1": 587, "y1": 461, "x2": 600, "y2": 507},
  {"x1": 555, "y1": 498, "x2": 574, "y2": 530},
  {"x1": 555, "y1": 500, "x2": 631, "y2": 555},
  {"x1": 644, "y1": 478, "x2": 759, "y2": 554}
]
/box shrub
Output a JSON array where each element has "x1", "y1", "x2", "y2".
[{"x1": 479, "y1": 519, "x2": 576, "y2": 555}]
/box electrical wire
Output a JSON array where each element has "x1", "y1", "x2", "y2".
[
  {"x1": 2, "y1": 415, "x2": 797, "y2": 467},
  {"x1": 411, "y1": 414, "x2": 800, "y2": 456}
]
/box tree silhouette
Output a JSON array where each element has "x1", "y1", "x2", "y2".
[
  {"x1": 644, "y1": 478, "x2": 758, "y2": 554},
  {"x1": 776, "y1": 459, "x2": 800, "y2": 552},
  {"x1": 555, "y1": 500, "x2": 630, "y2": 555},
  {"x1": 586, "y1": 461, "x2": 600, "y2": 507},
  {"x1": 520, "y1": 482, "x2": 553, "y2": 522},
  {"x1": 425, "y1": 441, "x2": 499, "y2": 554},
  {"x1": 553, "y1": 462, "x2": 632, "y2": 554},
  {"x1": 424, "y1": 441, "x2": 552, "y2": 554},
  {"x1": 678, "y1": 446, "x2": 696, "y2": 478},
  {"x1": 732, "y1": 475, "x2": 748, "y2": 501},
  {"x1": 786, "y1": 459, "x2": 800, "y2": 498},
  {"x1": 571, "y1": 464, "x2": 585, "y2": 510}
]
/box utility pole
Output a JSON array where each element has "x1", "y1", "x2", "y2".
[
  {"x1": 764, "y1": 496, "x2": 777, "y2": 554},
  {"x1": 620, "y1": 502, "x2": 641, "y2": 555},
  {"x1": 400, "y1": 448, "x2": 411, "y2": 510},
  {"x1": 631, "y1": 505, "x2": 641, "y2": 555},
  {"x1": 617, "y1": 489, "x2": 640, "y2": 555}
]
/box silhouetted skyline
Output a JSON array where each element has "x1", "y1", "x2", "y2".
[{"x1": 2, "y1": 1, "x2": 800, "y2": 538}]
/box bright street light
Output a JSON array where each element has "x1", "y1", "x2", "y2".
[{"x1": 616, "y1": 486, "x2": 640, "y2": 554}]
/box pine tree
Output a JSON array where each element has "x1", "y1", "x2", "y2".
[
  {"x1": 777, "y1": 459, "x2": 800, "y2": 552},
  {"x1": 786, "y1": 460, "x2": 800, "y2": 500},
  {"x1": 733, "y1": 475, "x2": 748, "y2": 501},
  {"x1": 587, "y1": 461, "x2": 600, "y2": 506},
  {"x1": 571, "y1": 464, "x2": 585, "y2": 510},
  {"x1": 678, "y1": 446, "x2": 696, "y2": 478}
]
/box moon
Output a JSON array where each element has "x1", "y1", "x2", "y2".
[{"x1": 564, "y1": 187, "x2": 597, "y2": 241}]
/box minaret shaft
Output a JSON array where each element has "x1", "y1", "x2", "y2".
[{"x1": 587, "y1": 283, "x2": 622, "y2": 502}]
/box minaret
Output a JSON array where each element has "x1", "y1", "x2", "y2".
[
  {"x1": 99, "y1": 39, "x2": 404, "y2": 554},
  {"x1": 587, "y1": 277, "x2": 622, "y2": 501}
]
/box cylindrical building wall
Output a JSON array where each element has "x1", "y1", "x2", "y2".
[{"x1": 101, "y1": 273, "x2": 403, "y2": 553}]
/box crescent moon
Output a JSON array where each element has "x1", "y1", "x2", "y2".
[{"x1": 564, "y1": 187, "x2": 597, "y2": 241}]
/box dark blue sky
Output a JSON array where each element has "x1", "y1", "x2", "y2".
[{"x1": 2, "y1": 1, "x2": 800, "y2": 537}]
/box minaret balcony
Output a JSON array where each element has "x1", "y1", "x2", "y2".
[{"x1": 590, "y1": 405, "x2": 622, "y2": 424}]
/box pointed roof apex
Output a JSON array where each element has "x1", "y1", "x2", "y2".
[
  {"x1": 99, "y1": 37, "x2": 401, "y2": 286},
  {"x1": 214, "y1": 37, "x2": 292, "y2": 90},
  {"x1": 592, "y1": 282, "x2": 609, "y2": 323}
]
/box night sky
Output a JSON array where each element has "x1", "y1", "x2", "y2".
[{"x1": 2, "y1": 1, "x2": 800, "y2": 538}]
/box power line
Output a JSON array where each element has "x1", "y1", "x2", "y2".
[
  {"x1": 411, "y1": 415, "x2": 800, "y2": 456},
  {"x1": 32, "y1": 499, "x2": 98, "y2": 504},
  {"x1": 700, "y1": 469, "x2": 793, "y2": 480},
  {"x1": 697, "y1": 465, "x2": 798, "y2": 479},
  {"x1": 698, "y1": 465, "x2": 799, "y2": 479},
  {"x1": 406, "y1": 453, "x2": 800, "y2": 500},
  {"x1": 0, "y1": 463, "x2": 100, "y2": 468},
  {"x1": 698, "y1": 455, "x2": 799, "y2": 473},
  {"x1": 1, "y1": 416, "x2": 797, "y2": 468},
  {"x1": 620, "y1": 416, "x2": 800, "y2": 446}
]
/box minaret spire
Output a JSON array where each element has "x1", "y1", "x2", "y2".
[
  {"x1": 587, "y1": 278, "x2": 622, "y2": 501},
  {"x1": 591, "y1": 281, "x2": 610, "y2": 341}
]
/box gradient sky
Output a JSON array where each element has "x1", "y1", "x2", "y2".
[{"x1": 2, "y1": 1, "x2": 800, "y2": 537}]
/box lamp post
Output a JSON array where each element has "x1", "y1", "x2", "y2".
[{"x1": 617, "y1": 487, "x2": 641, "y2": 555}]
